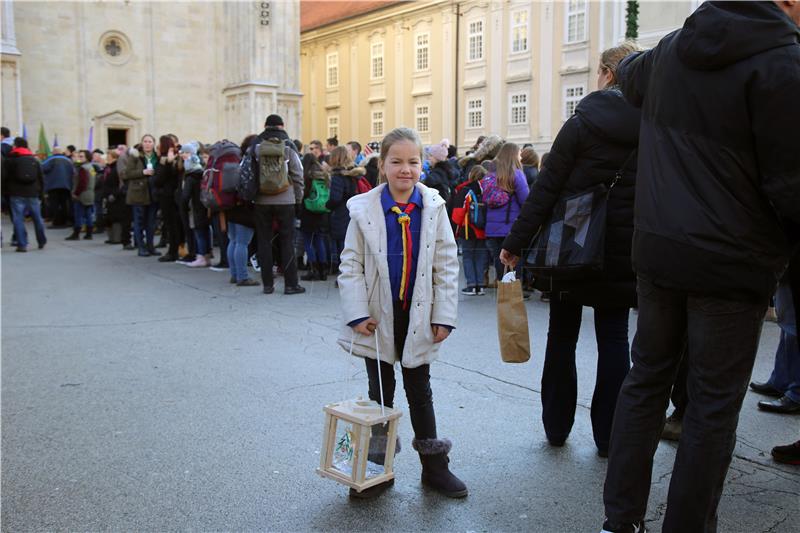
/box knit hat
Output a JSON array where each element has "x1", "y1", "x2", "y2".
[
  {"x1": 265, "y1": 114, "x2": 284, "y2": 127},
  {"x1": 179, "y1": 141, "x2": 198, "y2": 156},
  {"x1": 427, "y1": 139, "x2": 450, "y2": 162}
]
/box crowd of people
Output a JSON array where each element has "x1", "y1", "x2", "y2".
[{"x1": 2, "y1": 1, "x2": 799, "y2": 531}]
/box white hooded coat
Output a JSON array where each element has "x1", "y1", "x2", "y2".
[{"x1": 336, "y1": 182, "x2": 459, "y2": 368}]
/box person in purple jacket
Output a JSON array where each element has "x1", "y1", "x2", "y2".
[{"x1": 481, "y1": 142, "x2": 529, "y2": 282}]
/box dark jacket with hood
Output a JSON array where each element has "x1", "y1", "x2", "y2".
[
  {"x1": 299, "y1": 166, "x2": 330, "y2": 234},
  {"x1": 503, "y1": 88, "x2": 640, "y2": 308},
  {"x1": 326, "y1": 165, "x2": 366, "y2": 240},
  {"x1": 425, "y1": 161, "x2": 453, "y2": 202},
  {"x1": 616, "y1": 0, "x2": 800, "y2": 302},
  {"x1": 2, "y1": 147, "x2": 44, "y2": 198}
]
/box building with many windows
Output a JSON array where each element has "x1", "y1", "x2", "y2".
[{"x1": 300, "y1": 0, "x2": 699, "y2": 153}]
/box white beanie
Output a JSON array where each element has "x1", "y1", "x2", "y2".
[{"x1": 427, "y1": 139, "x2": 449, "y2": 162}]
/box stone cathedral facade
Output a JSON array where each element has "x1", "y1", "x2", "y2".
[{"x1": 0, "y1": 0, "x2": 302, "y2": 150}]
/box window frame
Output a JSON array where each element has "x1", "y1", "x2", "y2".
[
  {"x1": 371, "y1": 110, "x2": 384, "y2": 138},
  {"x1": 563, "y1": 84, "x2": 586, "y2": 120},
  {"x1": 510, "y1": 8, "x2": 529, "y2": 54},
  {"x1": 415, "y1": 32, "x2": 430, "y2": 72},
  {"x1": 467, "y1": 19, "x2": 484, "y2": 62},
  {"x1": 328, "y1": 115, "x2": 339, "y2": 139},
  {"x1": 509, "y1": 92, "x2": 529, "y2": 125},
  {"x1": 326, "y1": 52, "x2": 339, "y2": 89},
  {"x1": 564, "y1": 0, "x2": 588, "y2": 44},
  {"x1": 466, "y1": 98, "x2": 484, "y2": 129},
  {"x1": 370, "y1": 41, "x2": 384, "y2": 80},
  {"x1": 415, "y1": 105, "x2": 430, "y2": 134}
]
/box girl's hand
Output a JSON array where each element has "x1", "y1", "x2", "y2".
[
  {"x1": 143, "y1": 168, "x2": 154, "y2": 176},
  {"x1": 432, "y1": 325, "x2": 450, "y2": 344},
  {"x1": 167, "y1": 148, "x2": 176, "y2": 163},
  {"x1": 499, "y1": 249, "x2": 519, "y2": 268},
  {"x1": 353, "y1": 318, "x2": 379, "y2": 336}
]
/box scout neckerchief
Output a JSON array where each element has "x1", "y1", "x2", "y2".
[{"x1": 390, "y1": 202, "x2": 416, "y2": 309}]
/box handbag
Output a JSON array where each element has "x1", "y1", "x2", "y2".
[{"x1": 526, "y1": 151, "x2": 636, "y2": 280}]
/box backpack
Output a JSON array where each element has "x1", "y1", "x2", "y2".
[
  {"x1": 236, "y1": 144, "x2": 258, "y2": 202},
  {"x1": 303, "y1": 178, "x2": 331, "y2": 214},
  {"x1": 467, "y1": 189, "x2": 487, "y2": 229},
  {"x1": 481, "y1": 174, "x2": 511, "y2": 208},
  {"x1": 257, "y1": 138, "x2": 289, "y2": 195},
  {"x1": 355, "y1": 175, "x2": 372, "y2": 194},
  {"x1": 201, "y1": 140, "x2": 241, "y2": 211}
]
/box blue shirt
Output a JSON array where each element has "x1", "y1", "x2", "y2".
[{"x1": 381, "y1": 185, "x2": 422, "y2": 307}]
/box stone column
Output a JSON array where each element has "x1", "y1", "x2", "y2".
[
  {"x1": 219, "y1": 0, "x2": 302, "y2": 141},
  {"x1": 1, "y1": 0, "x2": 23, "y2": 134}
]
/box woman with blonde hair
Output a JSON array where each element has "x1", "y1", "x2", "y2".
[
  {"x1": 325, "y1": 145, "x2": 365, "y2": 271},
  {"x1": 481, "y1": 142, "x2": 529, "y2": 282},
  {"x1": 500, "y1": 41, "x2": 641, "y2": 460}
]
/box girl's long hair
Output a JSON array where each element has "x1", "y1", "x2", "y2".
[
  {"x1": 158, "y1": 135, "x2": 175, "y2": 158},
  {"x1": 328, "y1": 146, "x2": 352, "y2": 170},
  {"x1": 494, "y1": 142, "x2": 521, "y2": 192}
]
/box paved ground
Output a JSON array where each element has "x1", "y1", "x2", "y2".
[{"x1": 2, "y1": 220, "x2": 799, "y2": 532}]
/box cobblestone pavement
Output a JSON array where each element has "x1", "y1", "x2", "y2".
[{"x1": 2, "y1": 222, "x2": 798, "y2": 532}]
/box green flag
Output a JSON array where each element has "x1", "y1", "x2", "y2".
[{"x1": 37, "y1": 123, "x2": 51, "y2": 158}]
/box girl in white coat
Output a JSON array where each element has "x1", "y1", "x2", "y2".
[{"x1": 337, "y1": 127, "x2": 466, "y2": 499}]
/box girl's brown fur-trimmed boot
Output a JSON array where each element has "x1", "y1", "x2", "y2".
[{"x1": 413, "y1": 438, "x2": 468, "y2": 498}]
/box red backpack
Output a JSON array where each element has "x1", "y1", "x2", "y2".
[
  {"x1": 355, "y1": 175, "x2": 372, "y2": 194},
  {"x1": 201, "y1": 140, "x2": 241, "y2": 211}
]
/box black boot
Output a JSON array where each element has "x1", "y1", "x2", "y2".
[
  {"x1": 413, "y1": 438, "x2": 468, "y2": 498},
  {"x1": 317, "y1": 262, "x2": 328, "y2": 281},
  {"x1": 65, "y1": 229, "x2": 80, "y2": 241},
  {"x1": 301, "y1": 262, "x2": 319, "y2": 281},
  {"x1": 83, "y1": 227, "x2": 93, "y2": 240},
  {"x1": 348, "y1": 428, "x2": 401, "y2": 500}
]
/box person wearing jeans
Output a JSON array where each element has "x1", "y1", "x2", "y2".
[
  {"x1": 750, "y1": 280, "x2": 800, "y2": 413},
  {"x1": 226, "y1": 202, "x2": 257, "y2": 286},
  {"x1": 132, "y1": 204, "x2": 157, "y2": 254},
  {"x1": 10, "y1": 196, "x2": 46, "y2": 250}
]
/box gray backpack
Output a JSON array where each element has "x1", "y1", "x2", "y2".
[{"x1": 257, "y1": 138, "x2": 289, "y2": 195}]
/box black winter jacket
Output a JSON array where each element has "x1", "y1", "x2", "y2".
[
  {"x1": 425, "y1": 161, "x2": 453, "y2": 202},
  {"x1": 2, "y1": 150, "x2": 44, "y2": 198},
  {"x1": 325, "y1": 166, "x2": 363, "y2": 240},
  {"x1": 503, "y1": 88, "x2": 640, "y2": 308},
  {"x1": 617, "y1": 0, "x2": 800, "y2": 302}
]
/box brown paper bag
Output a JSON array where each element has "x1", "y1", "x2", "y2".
[{"x1": 496, "y1": 276, "x2": 531, "y2": 363}]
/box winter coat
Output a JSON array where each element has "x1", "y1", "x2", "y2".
[
  {"x1": 102, "y1": 161, "x2": 128, "y2": 220},
  {"x1": 484, "y1": 169, "x2": 529, "y2": 238},
  {"x1": 152, "y1": 156, "x2": 180, "y2": 203},
  {"x1": 72, "y1": 162, "x2": 97, "y2": 206},
  {"x1": 522, "y1": 165, "x2": 539, "y2": 187},
  {"x1": 616, "y1": 1, "x2": 800, "y2": 303},
  {"x1": 326, "y1": 166, "x2": 366, "y2": 240},
  {"x1": 425, "y1": 161, "x2": 453, "y2": 202},
  {"x1": 299, "y1": 167, "x2": 330, "y2": 234},
  {"x1": 121, "y1": 148, "x2": 153, "y2": 206},
  {"x1": 502, "y1": 88, "x2": 640, "y2": 308},
  {"x1": 2, "y1": 147, "x2": 43, "y2": 198},
  {"x1": 41, "y1": 154, "x2": 75, "y2": 191},
  {"x1": 337, "y1": 182, "x2": 459, "y2": 368},
  {"x1": 226, "y1": 202, "x2": 255, "y2": 229},
  {"x1": 247, "y1": 127, "x2": 304, "y2": 206}
]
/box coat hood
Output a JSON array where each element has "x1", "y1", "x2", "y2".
[
  {"x1": 10, "y1": 147, "x2": 34, "y2": 157},
  {"x1": 575, "y1": 88, "x2": 641, "y2": 146},
  {"x1": 347, "y1": 182, "x2": 444, "y2": 221},
  {"x1": 677, "y1": 1, "x2": 800, "y2": 70},
  {"x1": 337, "y1": 165, "x2": 366, "y2": 178}
]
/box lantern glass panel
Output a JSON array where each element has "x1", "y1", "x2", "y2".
[{"x1": 330, "y1": 419, "x2": 386, "y2": 479}]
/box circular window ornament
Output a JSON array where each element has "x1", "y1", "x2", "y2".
[{"x1": 99, "y1": 31, "x2": 131, "y2": 65}]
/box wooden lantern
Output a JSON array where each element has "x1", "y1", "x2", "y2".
[{"x1": 317, "y1": 399, "x2": 402, "y2": 493}]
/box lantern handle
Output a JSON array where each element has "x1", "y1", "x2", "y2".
[{"x1": 348, "y1": 328, "x2": 386, "y2": 417}]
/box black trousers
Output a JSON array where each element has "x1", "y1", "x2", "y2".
[
  {"x1": 253, "y1": 204, "x2": 298, "y2": 288},
  {"x1": 670, "y1": 339, "x2": 690, "y2": 418},
  {"x1": 47, "y1": 189, "x2": 72, "y2": 226},
  {"x1": 177, "y1": 187, "x2": 195, "y2": 258},
  {"x1": 603, "y1": 277, "x2": 767, "y2": 532},
  {"x1": 542, "y1": 298, "x2": 630, "y2": 451},
  {"x1": 160, "y1": 194, "x2": 181, "y2": 256},
  {"x1": 364, "y1": 301, "x2": 437, "y2": 441}
]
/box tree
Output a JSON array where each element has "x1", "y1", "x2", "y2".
[{"x1": 626, "y1": 1, "x2": 639, "y2": 40}]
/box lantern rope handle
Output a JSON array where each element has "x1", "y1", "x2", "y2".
[{"x1": 347, "y1": 328, "x2": 386, "y2": 416}]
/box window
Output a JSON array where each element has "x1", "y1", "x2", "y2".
[
  {"x1": 511, "y1": 10, "x2": 528, "y2": 53},
  {"x1": 328, "y1": 115, "x2": 339, "y2": 138},
  {"x1": 415, "y1": 33, "x2": 430, "y2": 72},
  {"x1": 326, "y1": 52, "x2": 339, "y2": 88},
  {"x1": 467, "y1": 98, "x2": 483, "y2": 129},
  {"x1": 415, "y1": 105, "x2": 430, "y2": 134},
  {"x1": 371, "y1": 42, "x2": 384, "y2": 80},
  {"x1": 510, "y1": 93, "x2": 528, "y2": 125},
  {"x1": 468, "y1": 20, "x2": 483, "y2": 61},
  {"x1": 566, "y1": 0, "x2": 587, "y2": 43},
  {"x1": 563, "y1": 85, "x2": 585, "y2": 119},
  {"x1": 371, "y1": 111, "x2": 384, "y2": 137}
]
